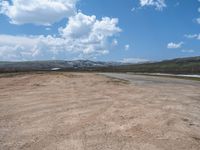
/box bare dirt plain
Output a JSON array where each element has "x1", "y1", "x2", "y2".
[{"x1": 0, "y1": 72, "x2": 200, "y2": 150}]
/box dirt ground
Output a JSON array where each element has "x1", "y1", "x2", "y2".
[{"x1": 0, "y1": 72, "x2": 200, "y2": 150}]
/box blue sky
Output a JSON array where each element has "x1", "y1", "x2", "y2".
[{"x1": 0, "y1": 0, "x2": 199, "y2": 62}]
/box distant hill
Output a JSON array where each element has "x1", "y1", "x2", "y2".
[
  {"x1": 0, "y1": 60, "x2": 122, "y2": 72},
  {"x1": 98, "y1": 56, "x2": 200, "y2": 74},
  {"x1": 0, "y1": 56, "x2": 200, "y2": 74}
]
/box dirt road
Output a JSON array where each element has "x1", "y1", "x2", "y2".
[{"x1": 0, "y1": 72, "x2": 200, "y2": 150}]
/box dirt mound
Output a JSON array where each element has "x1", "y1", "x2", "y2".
[{"x1": 0, "y1": 72, "x2": 200, "y2": 150}]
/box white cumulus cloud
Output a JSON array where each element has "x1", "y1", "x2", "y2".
[
  {"x1": 124, "y1": 44, "x2": 130, "y2": 50},
  {"x1": 139, "y1": 0, "x2": 166, "y2": 10},
  {"x1": 0, "y1": 0, "x2": 77, "y2": 25},
  {"x1": 0, "y1": 13, "x2": 121, "y2": 61},
  {"x1": 197, "y1": 18, "x2": 200, "y2": 24},
  {"x1": 197, "y1": 0, "x2": 200, "y2": 24},
  {"x1": 0, "y1": 35, "x2": 67, "y2": 61},
  {"x1": 167, "y1": 42, "x2": 184, "y2": 49},
  {"x1": 59, "y1": 12, "x2": 121, "y2": 55},
  {"x1": 0, "y1": 0, "x2": 123, "y2": 61},
  {"x1": 112, "y1": 39, "x2": 118, "y2": 46},
  {"x1": 184, "y1": 34, "x2": 200, "y2": 40}
]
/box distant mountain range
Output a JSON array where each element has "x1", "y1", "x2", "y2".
[
  {"x1": 0, "y1": 60, "x2": 123, "y2": 72},
  {"x1": 0, "y1": 56, "x2": 200, "y2": 74},
  {"x1": 98, "y1": 56, "x2": 200, "y2": 74}
]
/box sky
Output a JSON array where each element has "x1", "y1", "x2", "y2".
[{"x1": 0, "y1": 0, "x2": 199, "y2": 62}]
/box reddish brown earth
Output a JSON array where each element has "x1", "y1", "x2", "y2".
[{"x1": 0, "y1": 72, "x2": 200, "y2": 150}]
